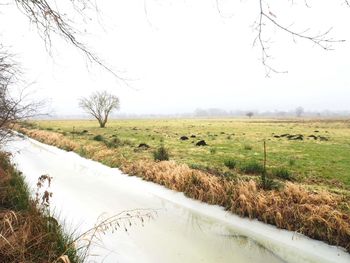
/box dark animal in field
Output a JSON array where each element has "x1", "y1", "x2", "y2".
[
  {"x1": 190, "y1": 135, "x2": 196, "y2": 138},
  {"x1": 288, "y1": 134, "x2": 304, "y2": 140},
  {"x1": 180, "y1": 136, "x2": 189, "y2": 140},
  {"x1": 196, "y1": 140, "x2": 208, "y2": 146},
  {"x1": 138, "y1": 143, "x2": 150, "y2": 149}
]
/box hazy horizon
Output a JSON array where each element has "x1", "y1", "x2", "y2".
[{"x1": 1, "y1": 1, "x2": 350, "y2": 116}]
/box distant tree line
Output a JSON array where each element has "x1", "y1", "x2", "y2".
[{"x1": 192, "y1": 108, "x2": 350, "y2": 118}]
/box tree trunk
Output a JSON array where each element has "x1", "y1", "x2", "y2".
[{"x1": 98, "y1": 119, "x2": 105, "y2": 128}]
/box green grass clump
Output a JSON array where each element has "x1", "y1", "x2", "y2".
[
  {"x1": 240, "y1": 161, "x2": 264, "y2": 174},
  {"x1": 272, "y1": 167, "x2": 293, "y2": 180},
  {"x1": 93, "y1": 134, "x2": 104, "y2": 141},
  {"x1": 243, "y1": 144, "x2": 253, "y2": 150},
  {"x1": 8, "y1": 171, "x2": 30, "y2": 210},
  {"x1": 224, "y1": 159, "x2": 237, "y2": 169},
  {"x1": 289, "y1": 158, "x2": 296, "y2": 166},
  {"x1": 261, "y1": 175, "x2": 282, "y2": 190},
  {"x1": 104, "y1": 137, "x2": 134, "y2": 148},
  {"x1": 104, "y1": 137, "x2": 122, "y2": 148},
  {"x1": 153, "y1": 146, "x2": 169, "y2": 161}
]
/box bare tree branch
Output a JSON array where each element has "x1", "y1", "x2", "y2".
[
  {"x1": 0, "y1": 48, "x2": 44, "y2": 145},
  {"x1": 254, "y1": 0, "x2": 346, "y2": 76},
  {"x1": 13, "y1": 0, "x2": 129, "y2": 85}
]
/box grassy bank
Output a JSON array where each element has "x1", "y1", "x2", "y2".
[
  {"x1": 16, "y1": 119, "x2": 350, "y2": 253},
  {"x1": 0, "y1": 151, "x2": 80, "y2": 263},
  {"x1": 27, "y1": 118, "x2": 350, "y2": 189}
]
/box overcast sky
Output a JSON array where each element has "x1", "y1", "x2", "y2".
[{"x1": 1, "y1": 0, "x2": 350, "y2": 115}]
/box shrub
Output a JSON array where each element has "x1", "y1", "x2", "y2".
[
  {"x1": 153, "y1": 146, "x2": 169, "y2": 161},
  {"x1": 224, "y1": 159, "x2": 237, "y2": 169},
  {"x1": 93, "y1": 134, "x2": 104, "y2": 141},
  {"x1": 272, "y1": 167, "x2": 293, "y2": 180},
  {"x1": 240, "y1": 161, "x2": 264, "y2": 174}
]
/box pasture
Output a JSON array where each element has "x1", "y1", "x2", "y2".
[{"x1": 30, "y1": 118, "x2": 350, "y2": 190}]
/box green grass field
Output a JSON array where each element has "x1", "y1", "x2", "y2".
[{"x1": 30, "y1": 118, "x2": 350, "y2": 191}]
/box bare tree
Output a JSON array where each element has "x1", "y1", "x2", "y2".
[
  {"x1": 295, "y1": 106, "x2": 304, "y2": 117},
  {"x1": 79, "y1": 91, "x2": 120, "y2": 128},
  {"x1": 0, "y1": 48, "x2": 42, "y2": 145},
  {"x1": 246, "y1": 111, "x2": 254, "y2": 119}
]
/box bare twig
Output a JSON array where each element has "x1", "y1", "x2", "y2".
[
  {"x1": 14, "y1": 0, "x2": 129, "y2": 85},
  {"x1": 54, "y1": 209, "x2": 157, "y2": 262},
  {"x1": 254, "y1": 0, "x2": 345, "y2": 76}
]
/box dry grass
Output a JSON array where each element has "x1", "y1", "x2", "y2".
[
  {"x1": 0, "y1": 209, "x2": 74, "y2": 263},
  {"x1": 0, "y1": 151, "x2": 79, "y2": 263},
  {"x1": 123, "y1": 160, "x2": 350, "y2": 252},
  {"x1": 19, "y1": 127, "x2": 126, "y2": 168},
  {"x1": 21, "y1": 129, "x2": 79, "y2": 152},
  {"x1": 18, "y1": 127, "x2": 350, "y2": 252}
]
